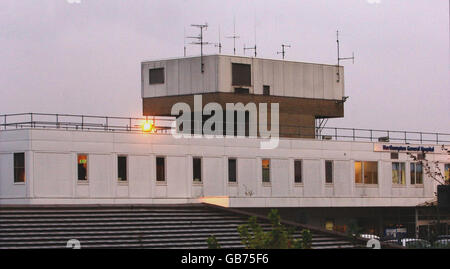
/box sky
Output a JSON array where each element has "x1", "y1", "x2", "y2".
[{"x1": 0, "y1": 0, "x2": 449, "y2": 133}]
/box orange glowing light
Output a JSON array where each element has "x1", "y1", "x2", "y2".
[{"x1": 142, "y1": 120, "x2": 154, "y2": 132}]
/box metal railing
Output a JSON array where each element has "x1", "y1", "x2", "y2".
[
  {"x1": 0, "y1": 113, "x2": 174, "y2": 134},
  {"x1": 0, "y1": 112, "x2": 449, "y2": 145}
]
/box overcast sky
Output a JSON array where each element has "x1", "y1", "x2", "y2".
[{"x1": 0, "y1": 0, "x2": 448, "y2": 133}]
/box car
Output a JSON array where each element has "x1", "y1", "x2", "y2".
[
  {"x1": 401, "y1": 238, "x2": 431, "y2": 249},
  {"x1": 433, "y1": 238, "x2": 450, "y2": 248},
  {"x1": 381, "y1": 238, "x2": 431, "y2": 248},
  {"x1": 360, "y1": 234, "x2": 380, "y2": 240}
]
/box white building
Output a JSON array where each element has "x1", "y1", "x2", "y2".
[{"x1": 1, "y1": 55, "x2": 449, "y2": 237}]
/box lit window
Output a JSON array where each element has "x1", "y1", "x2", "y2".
[
  {"x1": 355, "y1": 161, "x2": 378, "y2": 184},
  {"x1": 325, "y1": 160, "x2": 333, "y2": 183},
  {"x1": 392, "y1": 162, "x2": 405, "y2": 185},
  {"x1": 156, "y1": 157, "x2": 166, "y2": 182},
  {"x1": 193, "y1": 157, "x2": 202, "y2": 182},
  {"x1": 118, "y1": 156, "x2": 127, "y2": 182},
  {"x1": 294, "y1": 160, "x2": 302, "y2": 183},
  {"x1": 228, "y1": 158, "x2": 237, "y2": 183},
  {"x1": 14, "y1": 153, "x2": 25, "y2": 183},
  {"x1": 410, "y1": 163, "x2": 423, "y2": 185},
  {"x1": 149, "y1": 68, "x2": 164, "y2": 84},
  {"x1": 262, "y1": 159, "x2": 270, "y2": 183},
  {"x1": 77, "y1": 154, "x2": 88, "y2": 181},
  {"x1": 355, "y1": 161, "x2": 362, "y2": 184}
]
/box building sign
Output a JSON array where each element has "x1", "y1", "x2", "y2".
[{"x1": 374, "y1": 143, "x2": 439, "y2": 154}]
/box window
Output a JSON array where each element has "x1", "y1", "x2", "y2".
[
  {"x1": 417, "y1": 153, "x2": 426, "y2": 160},
  {"x1": 262, "y1": 159, "x2": 270, "y2": 183},
  {"x1": 390, "y1": 152, "x2": 399, "y2": 159},
  {"x1": 13, "y1": 153, "x2": 25, "y2": 183},
  {"x1": 410, "y1": 163, "x2": 423, "y2": 185},
  {"x1": 228, "y1": 158, "x2": 237, "y2": 183},
  {"x1": 149, "y1": 68, "x2": 164, "y2": 84},
  {"x1": 392, "y1": 162, "x2": 405, "y2": 185},
  {"x1": 193, "y1": 157, "x2": 202, "y2": 182},
  {"x1": 156, "y1": 157, "x2": 166, "y2": 182},
  {"x1": 77, "y1": 154, "x2": 88, "y2": 181},
  {"x1": 263, "y1": 85, "x2": 270, "y2": 95},
  {"x1": 445, "y1": 164, "x2": 450, "y2": 183},
  {"x1": 294, "y1": 160, "x2": 302, "y2": 183},
  {"x1": 234, "y1": 87, "x2": 249, "y2": 94},
  {"x1": 232, "y1": 63, "x2": 251, "y2": 86},
  {"x1": 117, "y1": 156, "x2": 127, "y2": 182},
  {"x1": 325, "y1": 160, "x2": 333, "y2": 183},
  {"x1": 355, "y1": 161, "x2": 378, "y2": 184}
]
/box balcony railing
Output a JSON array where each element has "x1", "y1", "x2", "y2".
[{"x1": 0, "y1": 112, "x2": 449, "y2": 144}]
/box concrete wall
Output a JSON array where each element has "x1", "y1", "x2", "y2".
[
  {"x1": 141, "y1": 55, "x2": 344, "y2": 100},
  {"x1": 0, "y1": 129, "x2": 448, "y2": 207}
]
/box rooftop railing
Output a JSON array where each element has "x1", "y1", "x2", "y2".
[{"x1": 0, "y1": 112, "x2": 449, "y2": 145}]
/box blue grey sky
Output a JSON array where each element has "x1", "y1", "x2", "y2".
[{"x1": 0, "y1": 0, "x2": 448, "y2": 133}]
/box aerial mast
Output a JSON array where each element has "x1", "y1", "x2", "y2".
[
  {"x1": 227, "y1": 17, "x2": 240, "y2": 55},
  {"x1": 336, "y1": 30, "x2": 355, "y2": 82},
  {"x1": 187, "y1": 23, "x2": 211, "y2": 73},
  {"x1": 277, "y1": 44, "x2": 291, "y2": 60}
]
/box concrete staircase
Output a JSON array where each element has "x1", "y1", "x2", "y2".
[{"x1": 0, "y1": 204, "x2": 358, "y2": 249}]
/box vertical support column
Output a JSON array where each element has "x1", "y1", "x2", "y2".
[
  {"x1": 415, "y1": 208, "x2": 419, "y2": 239},
  {"x1": 25, "y1": 150, "x2": 34, "y2": 200}
]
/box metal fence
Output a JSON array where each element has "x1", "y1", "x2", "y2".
[{"x1": 1, "y1": 112, "x2": 449, "y2": 144}]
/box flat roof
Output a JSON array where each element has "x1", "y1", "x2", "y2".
[{"x1": 141, "y1": 54, "x2": 340, "y2": 68}]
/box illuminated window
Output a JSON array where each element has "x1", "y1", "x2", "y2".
[
  {"x1": 228, "y1": 158, "x2": 237, "y2": 183},
  {"x1": 117, "y1": 156, "x2": 127, "y2": 182},
  {"x1": 149, "y1": 68, "x2": 164, "y2": 84},
  {"x1": 14, "y1": 153, "x2": 25, "y2": 183},
  {"x1": 392, "y1": 162, "x2": 405, "y2": 185},
  {"x1": 77, "y1": 154, "x2": 88, "y2": 181},
  {"x1": 262, "y1": 159, "x2": 270, "y2": 183},
  {"x1": 156, "y1": 157, "x2": 166, "y2": 182},
  {"x1": 325, "y1": 160, "x2": 333, "y2": 183},
  {"x1": 445, "y1": 164, "x2": 450, "y2": 183},
  {"x1": 355, "y1": 161, "x2": 378, "y2": 184},
  {"x1": 325, "y1": 219, "x2": 335, "y2": 231},
  {"x1": 193, "y1": 157, "x2": 202, "y2": 182},
  {"x1": 294, "y1": 160, "x2": 302, "y2": 183},
  {"x1": 355, "y1": 161, "x2": 362, "y2": 184},
  {"x1": 410, "y1": 163, "x2": 423, "y2": 185}
]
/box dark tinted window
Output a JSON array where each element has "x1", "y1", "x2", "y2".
[
  {"x1": 294, "y1": 160, "x2": 302, "y2": 183},
  {"x1": 193, "y1": 157, "x2": 202, "y2": 182},
  {"x1": 234, "y1": 87, "x2": 249, "y2": 94},
  {"x1": 263, "y1": 85, "x2": 270, "y2": 95},
  {"x1": 149, "y1": 68, "x2": 165, "y2": 84},
  {"x1": 14, "y1": 153, "x2": 25, "y2": 183},
  {"x1": 228, "y1": 158, "x2": 237, "y2": 182},
  {"x1": 390, "y1": 152, "x2": 399, "y2": 159},
  {"x1": 118, "y1": 156, "x2": 127, "y2": 182},
  {"x1": 156, "y1": 157, "x2": 165, "y2": 182},
  {"x1": 325, "y1": 160, "x2": 333, "y2": 183},
  {"x1": 232, "y1": 63, "x2": 251, "y2": 86}
]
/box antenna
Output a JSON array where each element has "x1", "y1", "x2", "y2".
[
  {"x1": 226, "y1": 16, "x2": 240, "y2": 55},
  {"x1": 187, "y1": 23, "x2": 211, "y2": 73},
  {"x1": 336, "y1": 30, "x2": 355, "y2": 82},
  {"x1": 277, "y1": 44, "x2": 291, "y2": 60},
  {"x1": 183, "y1": 27, "x2": 187, "y2": 57},
  {"x1": 214, "y1": 25, "x2": 222, "y2": 54},
  {"x1": 243, "y1": 44, "x2": 257, "y2": 57}
]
